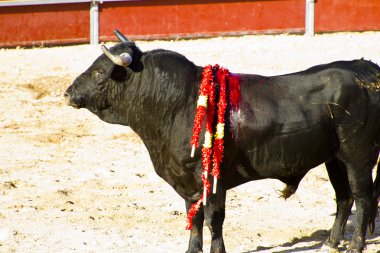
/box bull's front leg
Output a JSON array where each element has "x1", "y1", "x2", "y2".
[
  {"x1": 186, "y1": 200, "x2": 204, "y2": 253},
  {"x1": 204, "y1": 185, "x2": 227, "y2": 253}
]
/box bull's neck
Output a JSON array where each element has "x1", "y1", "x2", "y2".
[{"x1": 125, "y1": 63, "x2": 202, "y2": 143}]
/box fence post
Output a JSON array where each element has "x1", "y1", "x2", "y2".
[
  {"x1": 90, "y1": 0, "x2": 99, "y2": 44},
  {"x1": 305, "y1": 0, "x2": 315, "y2": 36}
]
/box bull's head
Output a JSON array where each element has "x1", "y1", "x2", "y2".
[{"x1": 64, "y1": 30, "x2": 143, "y2": 124}]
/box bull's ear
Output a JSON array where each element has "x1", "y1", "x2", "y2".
[
  {"x1": 114, "y1": 29, "x2": 129, "y2": 42},
  {"x1": 128, "y1": 45, "x2": 144, "y2": 72},
  {"x1": 111, "y1": 65, "x2": 128, "y2": 81}
]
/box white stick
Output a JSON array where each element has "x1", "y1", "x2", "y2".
[
  {"x1": 190, "y1": 145, "x2": 195, "y2": 157},
  {"x1": 213, "y1": 176, "x2": 217, "y2": 194},
  {"x1": 203, "y1": 187, "x2": 207, "y2": 205}
]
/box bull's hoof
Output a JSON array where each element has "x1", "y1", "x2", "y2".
[
  {"x1": 346, "y1": 242, "x2": 365, "y2": 253},
  {"x1": 185, "y1": 250, "x2": 203, "y2": 253},
  {"x1": 346, "y1": 249, "x2": 362, "y2": 253},
  {"x1": 320, "y1": 243, "x2": 341, "y2": 253},
  {"x1": 210, "y1": 249, "x2": 225, "y2": 253}
]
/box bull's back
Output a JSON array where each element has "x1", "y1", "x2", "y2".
[{"x1": 231, "y1": 64, "x2": 364, "y2": 178}]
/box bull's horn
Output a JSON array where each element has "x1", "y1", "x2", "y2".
[
  {"x1": 101, "y1": 45, "x2": 132, "y2": 67},
  {"x1": 114, "y1": 29, "x2": 129, "y2": 42}
]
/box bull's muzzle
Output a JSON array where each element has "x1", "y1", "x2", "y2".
[{"x1": 64, "y1": 87, "x2": 84, "y2": 109}]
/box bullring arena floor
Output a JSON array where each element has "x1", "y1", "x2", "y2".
[{"x1": 0, "y1": 32, "x2": 380, "y2": 252}]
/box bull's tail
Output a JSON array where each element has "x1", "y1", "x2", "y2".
[{"x1": 369, "y1": 161, "x2": 380, "y2": 234}]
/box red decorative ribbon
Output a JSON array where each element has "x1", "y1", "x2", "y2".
[
  {"x1": 186, "y1": 65, "x2": 241, "y2": 230},
  {"x1": 190, "y1": 65, "x2": 214, "y2": 150},
  {"x1": 212, "y1": 68, "x2": 228, "y2": 183}
]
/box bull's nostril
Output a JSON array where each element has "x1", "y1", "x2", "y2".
[{"x1": 65, "y1": 93, "x2": 85, "y2": 109}]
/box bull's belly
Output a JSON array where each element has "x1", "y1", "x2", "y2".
[{"x1": 242, "y1": 127, "x2": 336, "y2": 179}]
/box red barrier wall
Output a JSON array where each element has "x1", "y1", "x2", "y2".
[
  {"x1": 315, "y1": 0, "x2": 380, "y2": 32},
  {"x1": 0, "y1": 3, "x2": 90, "y2": 47},
  {"x1": 99, "y1": 0, "x2": 305, "y2": 41},
  {"x1": 0, "y1": 0, "x2": 380, "y2": 47}
]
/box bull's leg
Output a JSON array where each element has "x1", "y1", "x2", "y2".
[
  {"x1": 204, "y1": 186, "x2": 227, "y2": 253},
  {"x1": 186, "y1": 200, "x2": 204, "y2": 253},
  {"x1": 324, "y1": 158, "x2": 354, "y2": 249},
  {"x1": 345, "y1": 164, "x2": 373, "y2": 253}
]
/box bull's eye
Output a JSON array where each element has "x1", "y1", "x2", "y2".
[{"x1": 93, "y1": 70, "x2": 105, "y2": 80}]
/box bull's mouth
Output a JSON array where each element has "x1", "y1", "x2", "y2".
[
  {"x1": 68, "y1": 101, "x2": 82, "y2": 109},
  {"x1": 64, "y1": 92, "x2": 111, "y2": 113},
  {"x1": 65, "y1": 96, "x2": 82, "y2": 109}
]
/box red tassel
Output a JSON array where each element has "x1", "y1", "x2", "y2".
[
  {"x1": 190, "y1": 65, "x2": 214, "y2": 148},
  {"x1": 206, "y1": 75, "x2": 217, "y2": 132},
  {"x1": 216, "y1": 68, "x2": 228, "y2": 125},
  {"x1": 187, "y1": 64, "x2": 241, "y2": 230},
  {"x1": 190, "y1": 106, "x2": 207, "y2": 148},
  {"x1": 201, "y1": 171, "x2": 212, "y2": 196},
  {"x1": 212, "y1": 138, "x2": 224, "y2": 179},
  {"x1": 211, "y1": 68, "x2": 228, "y2": 181},
  {"x1": 202, "y1": 147, "x2": 213, "y2": 173},
  {"x1": 186, "y1": 198, "x2": 203, "y2": 230}
]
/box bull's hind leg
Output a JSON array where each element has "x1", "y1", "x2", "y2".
[
  {"x1": 186, "y1": 200, "x2": 204, "y2": 253},
  {"x1": 345, "y1": 163, "x2": 373, "y2": 253},
  {"x1": 336, "y1": 143, "x2": 377, "y2": 253},
  {"x1": 324, "y1": 158, "x2": 354, "y2": 250}
]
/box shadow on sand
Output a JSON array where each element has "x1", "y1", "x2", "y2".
[
  {"x1": 244, "y1": 229, "x2": 329, "y2": 253},
  {"x1": 243, "y1": 204, "x2": 380, "y2": 253},
  {"x1": 244, "y1": 209, "x2": 380, "y2": 253}
]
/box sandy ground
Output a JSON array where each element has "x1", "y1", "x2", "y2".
[{"x1": 0, "y1": 32, "x2": 380, "y2": 253}]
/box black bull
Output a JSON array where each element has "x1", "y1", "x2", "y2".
[{"x1": 64, "y1": 32, "x2": 380, "y2": 253}]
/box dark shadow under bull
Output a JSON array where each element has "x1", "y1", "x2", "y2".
[{"x1": 64, "y1": 31, "x2": 380, "y2": 253}]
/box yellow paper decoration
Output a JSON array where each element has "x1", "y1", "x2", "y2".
[
  {"x1": 197, "y1": 95, "x2": 208, "y2": 108},
  {"x1": 215, "y1": 123, "x2": 225, "y2": 139},
  {"x1": 203, "y1": 131, "x2": 212, "y2": 148}
]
